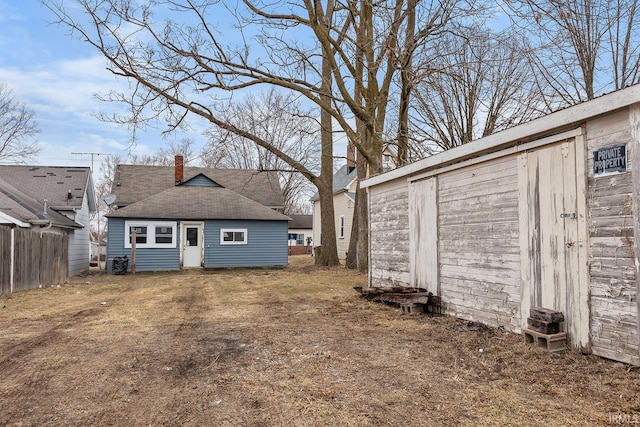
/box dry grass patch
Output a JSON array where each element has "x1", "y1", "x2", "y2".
[{"x1": 0, "y1": 255, "x2": 638, "y2": 426}]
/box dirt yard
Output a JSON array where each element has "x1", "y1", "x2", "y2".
[{"x1": 0, "y1": 256, "x2": 638, "y2": 426}]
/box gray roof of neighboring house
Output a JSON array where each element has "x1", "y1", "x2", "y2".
[
  {"x1": 0, "y1": 177, "x2": 82, "y2": 229},
  {"x1": 333, "y1": 165, "x2": 357, "y2": 192},
  {"x1": 310, "y1": 164, "x2": 357, "y2": 201},
  {"x1": 106, "y1": 186, "x2": 291, "y2": 221},
  {"x1": 111, "y1": 165, "x2": 284, "y2": 208},
  {"x1": 288, "y1": 214, "x2": 312, "y2": 229},
  {"x1": 0, "y1": 165, "x2": 96, "y2": 212}
]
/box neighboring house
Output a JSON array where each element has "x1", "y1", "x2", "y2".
[
  {"x1": 105, "y1": 155, "x2": 290, "y2": 271},
  {"x1": 287, "y1": 214, "x2": 313, "y2": 255},
  {"x1": 362, "y1": 84, "x2": 640, "y2": 365},
  {"x1": 311, "y1": 162, "x2": 357, "y2": 259},
  {"x1": 0, "y1": 166, "x2": 96, "y2": 276},
  {"x1": 382, "y1": 144, "x2": 397, "y2": 172},
  {"x1": 90, "y1": 236, "x2": 107, "y2": 262},
  {"x1": 311, "y1": 142, "x2": 396, "y2": 259}
]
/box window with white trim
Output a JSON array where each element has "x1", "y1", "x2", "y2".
[
  {"x1": 124, "y1": 221, "x2": 177, "y2": 248},
  {"x1": 339, "y1": 215, "x2": 345, "y2": 239},
  {"x1": 221, "y1": 228, "x2": 247, "y2": 245}
]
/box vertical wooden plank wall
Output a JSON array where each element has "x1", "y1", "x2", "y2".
[
  {"x1": 574, "y1": 133, "x2": 593, "y2": 352},
  {"x1": 409, "y1": 178, "x2": 438, "y2": 293},
  {"x1": 368, "y1": 179, "x2": 410, "y2": 287},
  {"x1": 0, "y1": 227, "x2": 11, "y2": 293},
  {"x1": 587, "y1": 109, "x2": 639, "y2": 364},
  {"x1": 437, "y1": 156, "x2": 521, "y2": 330},
  {"x1": 517, "y1": 139, "x2": 590, "y2": 350},
  {"x1": 14, "y1": 228, "x2": 40, "y2": 291},
  {"x1": 0, "y1": 228, "x2": 69, "y2": 294},
  {"x1": 629, "y1": 105, "x2": 640, "y2": 365}
]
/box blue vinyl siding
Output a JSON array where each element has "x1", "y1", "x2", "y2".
[
  {"x1": 204, "y1": 220, "x2": 288, "y2": 268},
  {"x1": 106, "y1": 218, "x2": 180, "y2": 271},
  {"x1": 107, "y1": 217, "x2": 288, "y2": 271},
  {"x1": 183, "y1": 175, "x2": 219, "y2": 187}
]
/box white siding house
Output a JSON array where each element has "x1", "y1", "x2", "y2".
[
  {"x1": 311, "y1": 165, "x2": 357, "y2": 259},
  {"x1": 0, "y1": 166, "x2": 96, "y2": 276}
]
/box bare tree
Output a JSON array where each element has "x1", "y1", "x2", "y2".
[
  {"x1": 0, "y1": 83, "x2": 40, "y2": 163},
  {"x1": 411, "y1": 28, "x2": 543, "y2": 151},
  {"x1": 43, "y1": 0, "x2": 346, "y2": 265},
  {"x1": 154, "y1": 138, "x2": 197, "y2": 165},
  {"x1": 202, "y1": 89, "x2": 319, "y2": 215},
  {"x1": 606, "y1": 0, "x2": 640, "y2": 89},
  {"x1": 42, "y1": 0, "x2": 469, "y2": 268},
  {"x1": 506, "y1": 0, "x2": 609, "y2": 104}
]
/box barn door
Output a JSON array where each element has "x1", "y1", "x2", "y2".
[
  {"x1": 409, "y1": 177, "x2": 438, "y2": 294},
  {"x1": 518, "y1": 138, "x2": 589, "y2": 349}
]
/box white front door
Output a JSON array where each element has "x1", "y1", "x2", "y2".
[{"x1": 182, "y1": 223, "x2": 203, "y2": 267}]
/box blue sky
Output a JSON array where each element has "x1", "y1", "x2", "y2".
[{"x1": 0, "y1": 1, "x2": 205, "y2": 175}]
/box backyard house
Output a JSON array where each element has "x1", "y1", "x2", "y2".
[
  {"x1": 312, "y1": 144, "x2": 397, "y2": 259},
  {"x1": 287, "y1": 214, "x2": 313, "y2": 255},
  {"x1": 105, "y1": 156, "x2": 290, "y2": 270},
  {"x1": 0, "y1": 165, "x2": 96, "y2": 277},
  {"x1": 311, "y1": 147, "x2": 358, "y2": 259},
  {"x1": 362, "y1": 84, "x2": 640, "y2": 365}
]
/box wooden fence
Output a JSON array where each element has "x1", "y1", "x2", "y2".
[{"x1": 0, "y1": 227, "x2": 69, "y2": 294}]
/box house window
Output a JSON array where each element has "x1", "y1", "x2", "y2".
[
  {"x1": 155, "y1": 226, "x2": 173, "y2": 244},
  {"x1": 124, "y1": 221, "x2": 177, "y2": 248},
  {"x1": 132, "y1": 226, "x2": 147, "y2": 244},
  {"x1": 288, "y1": 233, "x2": 305, "y2": 246},
  {"x1": 339, "y1": 215, "x2": 345, "y2": 239},
  {"x1": 384, "y1": 154, "x2": 391, "y2": 162},
  {"x1": 221, "y1": 228, "x2": 247, "y2": 245}
]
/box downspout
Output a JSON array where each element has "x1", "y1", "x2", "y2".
[
  {"x1": 39, "y1": 221, "x2": 53, "y2": 236},
  {"x1": 40, "y1": 199, "x2": 53, "y2": 236}
]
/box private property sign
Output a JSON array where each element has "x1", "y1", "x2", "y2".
[{"x1": 593, "y1": 144, "x2": 627, "y2": 176}]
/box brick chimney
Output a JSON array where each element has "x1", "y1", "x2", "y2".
[
  {"x1": 175, "y1": 154, "x2": 184, "y2": 185},
  {"x1": 346, "y1": 143, "x2": 356, "y2": 172}
]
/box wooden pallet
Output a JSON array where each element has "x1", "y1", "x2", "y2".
[{"x1": 354, "y1": 286, "x2": 442, "y2": 314}]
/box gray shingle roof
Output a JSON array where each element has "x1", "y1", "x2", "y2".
[
  {"x1": 112, "y1": 165, "x2": 284, "y2": 208},
  {"x1": 288, "y1": 214, "x2": 312, "y2": 229},
  {"x1": 0, "y1": 177, "x2": 82, "y2": 229},
  {"x1": 310, "y1": 164, "x2": 357, "y2": 201},
  {"x1": 106, "y1": 186, "x2": 290, "y2": 221},
  {"x1": 0, "y1": 165, "x2": 95, "y2": 212}
]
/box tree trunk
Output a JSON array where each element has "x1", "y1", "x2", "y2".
[
  {"x1": 397, "y1": 0, "x2": 416, "y2": 167},
  {"x1": 315, "y1": 180, "x2": 340, "y2": 266},
  {"x1": 316, "y1": 18, "x2": 340, "y2": 267},
  {"x1": 354, "y1": 150, "x2": 368, "y2": 273}
]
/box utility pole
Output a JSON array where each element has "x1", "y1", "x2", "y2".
[
  {"x1": 72, "y1": 152, "x2": 111, "y2": 269},
  {"x1": 71, "y1": 152, "x2": 110, "y2": 172}
]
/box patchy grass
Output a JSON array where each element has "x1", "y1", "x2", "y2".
[{"x1": 0, "y1": 256, "x2": 638, "y2": 426}]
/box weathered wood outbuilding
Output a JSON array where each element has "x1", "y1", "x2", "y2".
[{"x1": 362, "y1": 85, "x2": 640, "y2": 365}]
